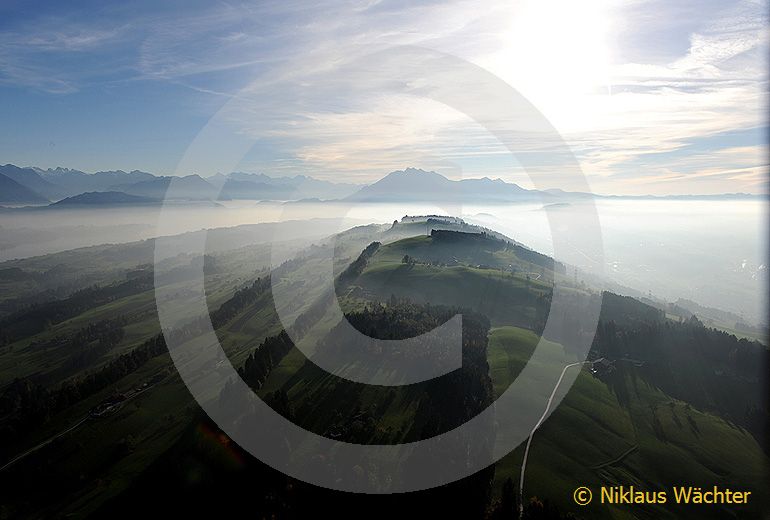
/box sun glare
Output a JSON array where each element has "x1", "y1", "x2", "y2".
[{"x1": 494, "y1": 0, "x2": 612, "y2": 129}]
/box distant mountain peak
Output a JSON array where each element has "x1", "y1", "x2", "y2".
[
  {"x1": 396, "y1": 167, "x2": 442, "y2": 176},
  {"x1": 346, "y1": 167, "x2": 534, "y2": 202}
]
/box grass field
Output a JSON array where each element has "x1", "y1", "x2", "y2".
[
  {"x1": 1, "y1": 223, "x2": 766, "y2": 518},
  {"x1": 487, "y1": 326, "x2": 768, "y2": 519}
]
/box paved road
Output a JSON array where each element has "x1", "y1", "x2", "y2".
[
  {"x1": 0, "y1": 416, "x2": 89, "y2": 472},
  {"x1": 518, "y1": 361, "x2": 589, "y2": 519},
  {"x1": 0, "y1": 381, "x2": 157, "y2": 473}
]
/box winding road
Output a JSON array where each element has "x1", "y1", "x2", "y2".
[{"x1": 518, "y1": 361, "x2": 589, "y2": 519}]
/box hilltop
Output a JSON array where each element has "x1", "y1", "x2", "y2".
[{"x1": 0, "y1": 215, "x2": 766, "y2": 518}]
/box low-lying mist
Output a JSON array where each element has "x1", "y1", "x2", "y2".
[{"x1": 0, "y1": 198, "x2": 765, "y2": 325}]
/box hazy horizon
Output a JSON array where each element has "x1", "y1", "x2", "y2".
[
  {"x1": 0, "y1": 0, "x2": 767, "y2": 195},
  {"x1": 2, "y1": 163, "x2": 767, "y2": 197},
  {"x1": 1, "y1": 198, "x2": 765, "y2": 326}
]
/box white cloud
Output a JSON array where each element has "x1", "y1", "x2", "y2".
[
  {"x1": 0, "y1": 20, "x2": 126, "y2": 93},
  {"x1": 2, "y1": 0, "x2": 766, "y2": 193},
  {"x1": 181, "y1": 0, "x2": 767, "y2": 193}
]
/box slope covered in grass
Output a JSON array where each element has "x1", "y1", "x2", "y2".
[
  {"x1": 346, "y1": 233, "x2": 555, "y2": 328},
  {"x1": 488, "y1": 326, "x2": 768, "y2": 519}
]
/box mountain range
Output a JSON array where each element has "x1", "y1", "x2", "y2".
[
  {"x1": 50, "y1": 191, "x2": 161, "y2": 206},
  {"x1": 0, "y1": 164, "x2": 363, "y2": 205},
  {"x1": 0, "y1": 163, "x2": 762, "y2": 206},
  {"x1": 345, "y1": 167, "x2": 763, "y2": 202},
  {"x1": 0, "y1": 171, "x2": 49, "y2": 204}
]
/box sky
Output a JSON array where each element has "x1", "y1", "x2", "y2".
[{"x1": 0, "y1": 0, "x2": 767, "y2": 195}]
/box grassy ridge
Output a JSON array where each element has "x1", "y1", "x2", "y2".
[
  {"x1": 1, "y1": 224, "x2": 766, "y2": 518},
  {"x1": 487, "y1": 326, "x2": 768, "y2": 519},
  {"x1": 352, "y1": 234, "x2": 553, "y2": 328}
]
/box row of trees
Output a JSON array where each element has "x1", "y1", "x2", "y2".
[
  {"x1": 58, "y1": 317, "x2": 128, "y2": 373},
  {"x1": 238, "y1": 331, "x2": 294, "y2": 390},
  {"x1": 0, "y1": 274, "x2": 153, "y2": 346},
  {"x1": 0, "y1": 276, "x2": 276, "y2": 459},
  {"x1": 592, "y1": 311, "x2": 768, "y2": 451},
  {"x1": 210, "y1": 277, "x2": 271, "y2": 328},
  {"x1": 338, "y1": 241, "x2": 381, "y2": 283},
  {"x1": 0, "y1": 333, "x2": 168, "y2": 458}
]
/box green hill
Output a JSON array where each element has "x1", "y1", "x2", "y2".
[
  {"x1": 487, "y1": 326, "x2": 767, "y2": 519},
  {"x1": 341, "y1": 232, "x2": 556, "y2": 329},
  {"x1": 0, "y1": 218, "x2": 767, "y2": 518}
]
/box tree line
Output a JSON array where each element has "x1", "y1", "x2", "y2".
[
  {"x1": 0, "y1": 276, "x2": 274, "y2": 460},
  {"x1": 592, "y1": 312, "x2": 768, "y2": 451}
]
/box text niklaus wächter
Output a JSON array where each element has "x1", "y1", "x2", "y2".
[{"x1": 601, "y1": 485, "x2": 751, "y2": 505}]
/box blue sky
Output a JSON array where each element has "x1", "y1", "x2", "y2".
[{"x1": 0, "y1": 0, "x2": 767, "y2": 194}]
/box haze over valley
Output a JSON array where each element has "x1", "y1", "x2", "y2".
[
  {"x1": 1, "y1": 166, "x2": 766, "y2": 329},
  {"x1": 1, "y1": 0, "x2": 767, "y2": 518}
]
